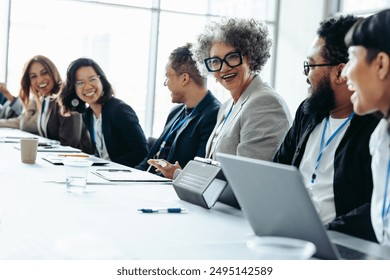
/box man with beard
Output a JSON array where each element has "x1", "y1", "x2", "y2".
[{"x1": 273, "y1": 15, "x2": 380, "y2": 242}]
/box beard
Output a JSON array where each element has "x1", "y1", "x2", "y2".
[{"x1": 303, "y1": 75, "x2": 335, "y2": 117}]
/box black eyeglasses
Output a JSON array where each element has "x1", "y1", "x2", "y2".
[
  {"x1": 303, "y1": 61, "x2": 339, "y2": 76},
  {"x1": 204, "y1": 50, "x2": 243, "y2": 72}
]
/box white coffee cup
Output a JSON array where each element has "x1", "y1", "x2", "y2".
[
  {"x1": 20, "y1": 138, "x2": 39, "y2": 163},
  {"x1": 246, "y1": 236, "x2": 316, "y2": 260}
]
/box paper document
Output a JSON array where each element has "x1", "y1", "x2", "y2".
[
  {"x1": 92, "y1": 169, "x2": 172, "y2": 182},
  {"x1": 14, "y1": 144, "x2": 81, "y2": 153},
  {"x1": 43, "y1": 154, "x2": 110, "y2": 166}
]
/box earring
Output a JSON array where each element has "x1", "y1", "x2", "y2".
[{"x1": 71, "y1": 98, "x2": 79, "y2": 107}]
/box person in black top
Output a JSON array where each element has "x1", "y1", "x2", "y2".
[
  {"x1": 273, "y1": 15, "x2": 379, "y2": 242},
  {"x1": 135, "y1": 43, "x2": 220, "y2": 176},
  {"x1": 59, "y1": 58, "x2": 148, "y2": 167}
]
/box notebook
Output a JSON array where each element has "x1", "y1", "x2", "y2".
[
  {"x1": 43, "y1": 154, "x2": 110, "y2": 166},
  {"x1": 217, "y1": 153, "x2": 384, "y2": 260},
  {"x1": 92, "y1": 168, "x2": 172, "y2": 183},
  {"x1": 14, "y1": 144, "x2": 81, "y2": 153}
]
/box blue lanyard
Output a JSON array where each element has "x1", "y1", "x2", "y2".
[
  {"x1": 311, "y1": 113, "x2": 355, "y2": 184},
  {"x1": 90, "y1": 115, "x2": 104, "y2": 152},
  {"x1": 155, "y1": 107, "x2": 195, "y2": 158},
  {"x1": 223, "y1": 102, "x2": 234, "y2": 126},
  {"x1": 382, "y1": 159, "x2": 390, "y2": 240}
]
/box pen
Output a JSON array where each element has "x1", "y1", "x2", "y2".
[
  {"x1": 138, "y1": 208, "x2": 188, "y2": 213},
  {"x1": 58, "y1": 153, "x2": 90, "y2": 158},
  {"x1": 96, "y1": 169, "x2": 131, "y2": 172},
  {"x1": 38, "y1": 143, "x2": 51, "y2": 147}
]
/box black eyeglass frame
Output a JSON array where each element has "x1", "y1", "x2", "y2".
[
  {"x1": 204, "y1": 50, "x2": 243, "y2": 72},
  {"x1": 303, "y1": 61, "x2": 339, "y2": 76}
]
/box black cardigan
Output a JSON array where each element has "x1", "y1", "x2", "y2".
[
  {"x1": 274, "y1": 100, "x2": 380, "y2": 242},
  {"x1": 84, "y1": 97, "x2": 148, "y2": 167}
]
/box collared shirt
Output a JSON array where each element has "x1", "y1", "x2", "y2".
[
  {"x1": 40, "y1": 96, "x2": 51, "y2": 137},
  {"x1": 299, "y1": 116, "x2": 351, "y2": 224},
  {"x1": 93, "y1": 114, "x2": 110, "y2": 160},
  {"x1": 370, "y1": 118, "x2": 390, "y2": 246}
]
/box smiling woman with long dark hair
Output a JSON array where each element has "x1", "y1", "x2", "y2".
[{"x1": 59, "y1": 58, "x2": 148, "y2": 167}]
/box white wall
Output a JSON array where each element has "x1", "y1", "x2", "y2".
[{"x1": 274, "y1": 0, "x2": 325, "y2": 117}]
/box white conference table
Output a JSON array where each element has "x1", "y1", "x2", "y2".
[
  {"x1": 0, "y1": 128, "x2": 389, "y2": 260},
  {"x1": 0, "y1": 128, "x2": 261, "y2": 260}
]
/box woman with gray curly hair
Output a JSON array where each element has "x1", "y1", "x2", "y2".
[
  {"x1": 194, "y1": 17, "x2": 292, "y2": 161},
  {"x1": 154, "y1": 18, "x2": 292, "y2": 180}
]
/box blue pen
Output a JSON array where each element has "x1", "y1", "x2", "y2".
[
  {"x1": 138, "y1": 208, "x2": 188, "y2": 213},
  {"x1": 96, "y1": 169, "x2": 131, "y2": 172}
]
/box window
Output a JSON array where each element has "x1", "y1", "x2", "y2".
[
  {"x1": 2, "y1": 0, "x2": 279, "y2": 137},
  {"x1": 341, "y1": 0, "x2": 390, "y2": 14}
]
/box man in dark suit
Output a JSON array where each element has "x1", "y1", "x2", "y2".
[{"x1": 135, "y1": 44, "x2": 221, "y2": 175}]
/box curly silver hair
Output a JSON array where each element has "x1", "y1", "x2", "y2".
[{"x1": 192, "y1": 18, "x2": 272, "y2": 76}]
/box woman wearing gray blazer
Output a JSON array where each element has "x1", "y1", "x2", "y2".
[
  {"x1": 197, "y1": 18, "x2": 292, "y2": 161},
  {"x1": 204, "y1": 75, "x2": 291, "y2": 160},
  {"x1": 155, "y1": 18, "x2": 292, "y2": 179}
]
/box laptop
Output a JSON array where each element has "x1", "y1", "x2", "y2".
[
  {"x1": 217, "y1": 153, "x2": 383, "y2": 260},
  {"x1": 215, "y1": 172, "x2": 241, "y2": 209}
]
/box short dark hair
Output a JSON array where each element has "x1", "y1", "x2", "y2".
[
  {"x1": 59, "y1": 58, "x2": 114, "y2": 115},
  {"x1": 169, "y1": 43, "x2": 206, "y2": 87},
  {"x1": 317, "y1": 15, "x2": 360, "y2": 64},
  {"x1": 345, "y1": 9, "x2": 390, "y2": 63}
]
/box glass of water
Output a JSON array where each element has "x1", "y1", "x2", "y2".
[{"x1": 63, "y1": 159, "x2": 93, "y2": 193}]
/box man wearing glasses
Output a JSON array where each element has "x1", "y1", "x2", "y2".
[{"x1": 274, "y1": 15, "x2": 380, "y2": 242}]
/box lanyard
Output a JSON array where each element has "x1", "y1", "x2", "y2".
[
  {"x1": 382, "y1": 159, "x2": 390, "y2": 240},
  {"x1": 223, "y1": 102, "x2": 234, "y2": 126},
  {"x1": 90, "y1": 114, "x2": 104, "y2": 155},
  {"x1": 208, "y1": 102, "x2": 234, "y2": 159},
  {"x1": 155, "y1": 107, "x2": 195, "y2": 159},
  {"x1": 213, "y1": 102, "x2": 234, "y2": 142},
  {"x1": 311, "y1": 113, "x2": 354, "y2": 184}
]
